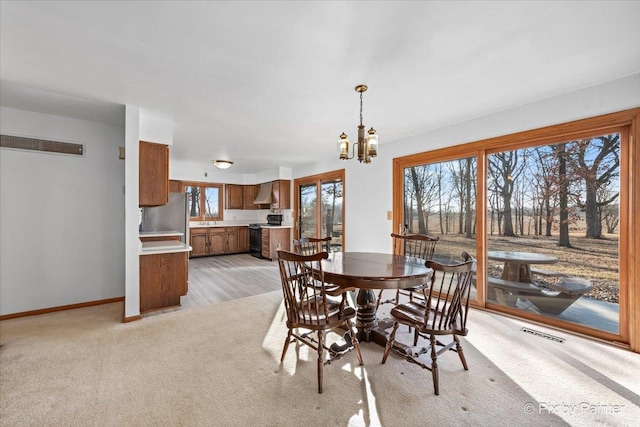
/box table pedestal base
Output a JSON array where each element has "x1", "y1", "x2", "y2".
[{"x1": 350, "y1": 289, "x2": 413, "y2": 354}]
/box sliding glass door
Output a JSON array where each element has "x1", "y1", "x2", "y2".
[
  {"x1": 294, "y1": 170, "x2": 345, "y2": 252},
  {"x1": 392, "y1": 109, "x2": 638, "y2": 345}
]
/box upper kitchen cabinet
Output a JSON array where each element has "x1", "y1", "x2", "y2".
[
  {"x1": 243, "y1": 185, "x2": 257, "y2": 209},
  {"x1": 169, "y1": 180, "x2": 182, "y2": 193},
  {"x1": 139, "y1": 141, "x2": 169, "y2": 207},
  {"x1": 226, "y1": 184, "x2": 244, "y2": 209},
  {"x1": 271, "y1": 179, "x2": 291, "y2": 210}
]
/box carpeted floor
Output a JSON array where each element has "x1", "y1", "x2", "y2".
[{"x1": 1, "y1": 291, "x2": 639, "y2": 426}]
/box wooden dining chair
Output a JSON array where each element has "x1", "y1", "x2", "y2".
[
  {"x1": 375, "y1": 233, "x2": 439, "y2": 311},
  {"x1": 381, "y1": 252, "x2": 475, "y2": 395},
  {"x1": 292, "y1": 236, "x2": 332, "y2": 255},
  {"x1": 277, "y1": 250, "x2": 364, "y2": 393}
]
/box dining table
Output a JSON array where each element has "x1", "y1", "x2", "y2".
[
  {"x1": 321, "y1": 251, "x2": 433, "y2": 348},
  {"x1": 487, "y1": 250, "x2": 559, "y2": 283}
]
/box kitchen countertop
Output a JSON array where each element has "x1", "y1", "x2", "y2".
[
  {"x1": 140, "y1": 240, "x2": 192, "y2": 255},
  {"x1": 139, "y1": 230, "x2": 184, "y2": 237},
  {"x1": 189, "y1": 223, "x2": 292, "y2": 229}
]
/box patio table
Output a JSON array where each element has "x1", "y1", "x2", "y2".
[{"x1": 488, "y1": 250, "x2": 558, "y2": 283}]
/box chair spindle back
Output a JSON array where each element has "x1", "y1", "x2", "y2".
[
  {"x1": 423, "y1": 252, "x2": 475, "y2": 335},
  {"x1": 391, "y1": 233, "x2": 439, "y2": 261},
  {"x1": 277, "y1": 250, "x2": 330, "y2": 327},
  {"x1": 293, "y1": 237, "x2": 332, "y2": 256}
]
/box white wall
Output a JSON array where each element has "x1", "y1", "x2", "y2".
[
  {"x1": 292, "y1": 73, "x2": 640, "y2": 254},
  {"x1": 0, "y1": 107, "x2": 125, "y2": 315},
  {"x1": 139, "y1": 110, "x2": 173, "y2": 146},
  {"x1": 124, "y1": 106, "x2": 140, "y2": 320}
]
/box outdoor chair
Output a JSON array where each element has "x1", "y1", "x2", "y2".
[
  {"x1": 375, "y1": 233, "x2": 439, "y2": 311},
  {"x1": 277, "y1": 250, "x2": 364, "y2": 393},
  {"x1": 381, "y1": 252, "x2": 475, "y2": 395}
]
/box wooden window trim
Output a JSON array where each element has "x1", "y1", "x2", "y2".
[
  {"x1": 393, "y1": 107, "x2": 640, "y2": 352},
  {"x1": 181, "y1": 181, "x2": 224, "y2": 221}
]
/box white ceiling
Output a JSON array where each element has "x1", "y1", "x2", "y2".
[{"x1": 1, "y1": 1, "x2": 639, "y2": 174}]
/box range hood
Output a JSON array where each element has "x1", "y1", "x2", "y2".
[{"x1": 253, "y1": 182, "x2": 273, "y2": 204}]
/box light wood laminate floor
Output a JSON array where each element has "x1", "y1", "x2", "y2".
[{"x1": 180, "y1": 254, "x2": 282, "y2": 310}]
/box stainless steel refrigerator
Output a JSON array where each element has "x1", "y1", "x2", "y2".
[{"x1": 141, "y1": 192, "x2": 189, "y2": 245}]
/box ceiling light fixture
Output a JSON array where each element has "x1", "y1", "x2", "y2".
[
  {"x1": 339, "y1": 84, "x2": 378, "y2": 163},
  {"x1": 212, "y1": 160, "x2": 233, "y2": 170}
]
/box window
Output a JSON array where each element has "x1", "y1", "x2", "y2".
[
  {"x1": 183, "y1": 182, "x2": 223, "y2": 221},
  {"x1": 486, "y1": 132, "x2": 621, "y2": 334},
  {"x1": 401, "y1": 157, "x2": 478, "y2": 303},
  {"x1": 393, "y1": 108, "x2": 639, "y2": 347},
  {"x1": 294, "y1": 170, "x2": 345, "y2": 252}
]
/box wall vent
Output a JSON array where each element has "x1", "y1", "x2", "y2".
[
  {"x1": 520, "y1": 327, "x2": 565, "y2": 343},
  {"x1": 0, "y1": 134, "x2": 84, "y2": 156}
]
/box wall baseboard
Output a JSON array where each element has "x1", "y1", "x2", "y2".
[{"x1": 0, "y1": 297, "x2": 125, "y2": 321}]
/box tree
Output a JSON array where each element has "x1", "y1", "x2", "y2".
[
  {"x1": 554, "y1": 143, "x2": 572, "y2": 247},
  {"x1": 567, "y1": 135, "x2": 620, "y2": 239},
  {"x1": 488, "y1": 151, "x2": 526, "y2": 237},
  {"x1": 449, "y1": 160, "x2": 467, "y2": 234},
  {"x1": 464, "y1": 157, "x2": 474, "y2": 238},
  {"x1": 534, "y1": 147, "x2": 558, "y2": 237},
  {"x1": 405, "y1": 165, "x2": 438, "y2": 234},
  {"x1": 188, "y1": 186, "x2": 200, "y2": 217}
]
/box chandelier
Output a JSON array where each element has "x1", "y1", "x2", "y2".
[{"x1": 338, "y1": 85, "x2": 378, "y2": 163}]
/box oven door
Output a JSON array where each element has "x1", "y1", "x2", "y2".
[{"x1": 249, "y1": 226, "x2": 262, "y2": 258}]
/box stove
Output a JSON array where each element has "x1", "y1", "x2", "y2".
[{"x1": 249, "y1": 214, "x2": 283, "y2": 258}]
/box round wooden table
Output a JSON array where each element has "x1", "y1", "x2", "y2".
[
  {"x1": 488, "y1": 250, "x2": 558, "y2": 283},
  {"x1": 321, "y1": 252, "x2": 432, "y2": 344}
]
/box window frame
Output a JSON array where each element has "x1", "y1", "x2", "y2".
[
  {"x1": 392, "y1": 108, "x2": 640, "y2": 351},
  {"x1": 181, "y1": 181, "x2": 224, "y2": 221}
]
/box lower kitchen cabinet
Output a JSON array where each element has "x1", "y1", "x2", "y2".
[
  {"x1": 190, "y1": 228, "x2": 209, "y2": 257},
  {"x1": 261, "y1": 227, "x2": 291, "y2": 260},
  {"x1": 140, "y1": 251, "x2": 188, "y2": 313},
  {"x1": 238, "y1": 227, "x2": 249, "y2": 252},
  {"x1": 189, "y1": 226, "x2": 247, "y2": 257}
]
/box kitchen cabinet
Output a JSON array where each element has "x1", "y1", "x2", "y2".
[
  {"x1": 139, "y1": 251, "x2": 188, "y2": 313},
  {"x1": 238, "y1": 226, "x2": 249, "y2": 252},
  {"x1": 226, "y1": 227, "x2": 239, "y2": 253},
  {"x1": 271, "y1": 180, "x2": 291, "y2": 210},
  {"x1": 189, "y1": 226, "x2": 247, "y2": 257},
  {"x1": 261, "y1": 227, "x2": 291, "y2": 260},
  {"x1": 227, "y1": 184, "x2": 266, "y2": 210},
  {"x1": 209, "y1": 227, "x2": 238, "y2": 255},
  {"x1": 226, "y1": 184, "x2": 244, "y2": 209},
  {"x1": 190, "y1": 228, "x2": 209, "y2": 257},
  {"x1": 169, "y1": 180, "x2": 182, "y2": 193},
  {"x1": 243, "y1": 185, "x2": 257, "y2": 209},
  {"x1": 139, "y1": 141, "x2": 169, "y2": 207},
  {"x1": 208, "y1": 228, "x2": 227, "y2": 254}
]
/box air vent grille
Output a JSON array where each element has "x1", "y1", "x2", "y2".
[
  {"x1": 0, "y1": 134, "x2": 84, "y2": 156},
  {"x1": 520, "y1": 327, "x2": 565, "y2": 343}
]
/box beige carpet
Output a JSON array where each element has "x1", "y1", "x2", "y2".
[{"x1": 1, "y1": 291, "x2": 639, "y2": 427}]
